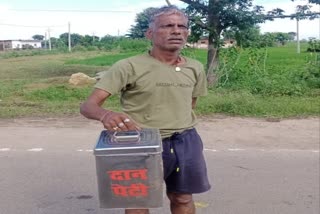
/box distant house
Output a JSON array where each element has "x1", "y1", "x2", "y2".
[
  {"x1": 187, "y1": 37, "x2": 236, "y2": 49},
  {"x1": 187, "y1": 37, "x2": 209, "y2": 49},
  {"x1": 0, "y1": 40, "x2": 42, "y2": 51},
  {"x1": 222, "y1": 39, "x2": 236, "y2": 48}
]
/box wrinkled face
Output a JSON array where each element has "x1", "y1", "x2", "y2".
[{"x1": 147, "y1": 13, "x2": 189, "y2": 51}]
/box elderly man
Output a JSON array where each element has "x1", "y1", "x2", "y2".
[{"x1": 80, "y1": 5, "x2": 211, "y2": 214}]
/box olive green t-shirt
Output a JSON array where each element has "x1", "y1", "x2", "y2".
[{"x1": 95, "y1": 53, "x2": 207, "y2": 138}]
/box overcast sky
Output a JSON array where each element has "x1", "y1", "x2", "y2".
[{"x1": 0, "y1": 0, "x2": 319, "y2": 40}]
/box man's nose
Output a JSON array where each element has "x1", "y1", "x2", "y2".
[{"x1": 171, "y1": 25, "x2": 181, "y2": 34}]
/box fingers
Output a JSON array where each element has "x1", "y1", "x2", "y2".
[
  {"x1": 101, "y1": 111, "x2": 141, "y2": 131},
  {"x1": 113, "y1": 115, "x2": 140, "y2": 131},
  {"x1": 103, "y1": 118, "x2": 119, "y2": 131},
  {"x1": 119, "y1": 115, "x2": 141, "y2": 131}
]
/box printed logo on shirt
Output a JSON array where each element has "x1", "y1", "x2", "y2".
[{"x1": 156, "y1": 82, "x2": 192, "y2": 88}]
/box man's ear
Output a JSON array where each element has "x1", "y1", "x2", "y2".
[{"x1": 145, "y1": 28, "x2": 152, "y2": 40}]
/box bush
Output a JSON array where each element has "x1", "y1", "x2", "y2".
[
  {"x1": 307, "y1": 38, "x2": 320, "y2": 52},
  {"x1": 299, "y1": 53, "x2": 320, "y2": 88},
  {"x1": 72, "y1": 45, "x2": 87, "y2": 52},
  {"x1": 86, "y1": 46, "x2": 99, "y2": 51},
  {"x1": 22, "y1": 44, "x2": 34, "y2": 50},
  {"x1": 214, "y1": 47, "x2": 312, "y2": 96},
  {"x1": 118, "y1": 38, "x2": 151, "y2": 52},
  {"x1": 0, "y1": 49, "x2": 63, "y2": 59},
  {"x1": 99, "y1": 37, "x2": 151, "y2": 52}
]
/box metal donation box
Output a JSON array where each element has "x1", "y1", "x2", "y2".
[{"x1": 94, "y1": 129, "x2": 163, "y2": 209}]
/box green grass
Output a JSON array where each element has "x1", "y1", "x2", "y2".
[
  {"x1": 0, "y1": 45, "x2": 319, "y2": 119},
  {"x1": 184, "y1": 43, "x2": 312, "y2": 71},
  {"x1": 196, "y1": 89, "x2": 320, "y2": 118},
  {"x1": 65, "y1": 52, "x2": 139, "y2": 66}
]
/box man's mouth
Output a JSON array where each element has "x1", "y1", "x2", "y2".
[{"x1": 168, "y1": 38, "x2": 183, "y2": 43}]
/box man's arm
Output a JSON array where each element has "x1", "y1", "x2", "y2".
[
  {"x1": 80, "y1": 88, "x2": 139, "y2": 131},
  {"x1": 80, "y1": 88, "x2": 110, "y2": 120},
  {"x1": 192, "y1": 97, "x2": 197, "y2": 109}
]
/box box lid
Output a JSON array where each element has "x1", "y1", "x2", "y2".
[{"x1": 94, "y1": 128, "x2": 162, "y2": 155}]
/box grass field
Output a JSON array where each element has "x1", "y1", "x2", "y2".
[{"x1": 0, "y1": 44, "x2": 319, "y2": 119}]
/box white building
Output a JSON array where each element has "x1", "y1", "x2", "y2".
[{"x1": 0, "y1": 40, "x2": 42, "y2": 51}]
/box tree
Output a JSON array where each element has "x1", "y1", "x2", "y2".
[
  {"x1": 49, "y1": 37, "x2": 67, "y2": 49},
  {"x1": 32, "y1": 34, "x2": 44, "y2": 40},
  {"x1": 128, "y1": 8, "x2": 158, "y2": 38},
  {"x1": 100, "y1": 35, "x2": 118, "y2": 43},
  {"x1": 59, "y1": 33, "x2": 83, "y2": 47},
  {"x1": 180, "y1": 0, "x2": 267, "y2": 84},
  {"x1": 294, "y1": 0, "x2": 320, "y2": 6},
  {"x1": 308, "y1": 0, "x2": 320, "y2": 3},
  {"x1": 223, "y1": 28, "x2": 295, "y2": 47},
  {"x1": 187, "y1": 23, "x2": 205, "y2": 44},
  {"x1": 260, "y1": 33, "x2": 276, "y2": 47},
  {"x1": 288, "y1": 32, "x2": 297, "y2": 40},
  {"x1": 128, "y1": 0, "x2": 319, "y2": 84},
  {"x1": 80, "y1": 35, "x2": 100, "y2": 46},
  {"x1": 273, "y1": 32, "x2": 290, "y2": 46},
  {"x1": 180, "y1": 0, "x2": 320, "y2": 85},
  {"x1": 223, "y1": 26, "x2": 261, "y2": 48}
]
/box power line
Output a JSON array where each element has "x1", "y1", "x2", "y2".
[
  {"x1": 0, "y1": 23, "x2": 66, "y2": 28},
  {"x1": 264, "y1": 12, "x2": 320, "y2": 20},
  {"x1": 8, "y1": 9, "x2": 134, "y2": 13}
]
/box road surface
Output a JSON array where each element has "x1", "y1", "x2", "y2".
[{"x1": 0, "y1": 116, "x2": 319, "y2": 214}]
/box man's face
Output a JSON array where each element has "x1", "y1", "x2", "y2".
[{"x1": 147, "y1": 13, "x2": 189, "y2": 51}]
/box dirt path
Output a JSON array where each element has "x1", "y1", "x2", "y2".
[{"x1": 1, "y1": 115, "x2": 319, "y2": 151}]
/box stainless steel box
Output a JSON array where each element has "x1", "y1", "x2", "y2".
[{"x1": 94, "y1": 128, "x2": 163, "y2": 209}]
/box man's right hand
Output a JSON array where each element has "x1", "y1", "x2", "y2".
[
  {"x1": 80, "y1": 88, "x2": 141, "y2": 132},
  {"x1": 100, "y1": 110, "x2": 141, "y2": 132}
]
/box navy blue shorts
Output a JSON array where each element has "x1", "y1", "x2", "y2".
[{"x1": 162, "y1": 128, "x2": 211, "y2": 194}]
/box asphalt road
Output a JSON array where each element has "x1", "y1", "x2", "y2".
[{"x1": 0, "y1": 118, "x2": 319, "y2": 214}]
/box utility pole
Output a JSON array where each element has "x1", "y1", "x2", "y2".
[
  {"x1": 68, "y1": 22, "x2": 71, "y2": 52},
  {"x1": 296, "y1": 18, "x2": 300, "y2": 54},
  {"x1": 44, "y1": 32, "x2": 47, "y2": 49},
  {"x1": 2, "y1": 41, "x2": 5, "y2": 52},
  {"x1": 48, "y1": 28, "x2": 52, "y2": 51},
  {"x1": 264, "y1": 13, "x2": 320, "y2": 54}
]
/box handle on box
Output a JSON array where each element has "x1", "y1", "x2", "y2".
[{"x1": 112, "y1": 130, "x2": 141, "y2": 143}]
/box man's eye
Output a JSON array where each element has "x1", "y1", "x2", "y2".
[
  {"x1": 179, "y1": 25, "x2": 188, "y2": 29},
  {"x1": 160, "y1": 24, "x2": 188, "y2": 29}
]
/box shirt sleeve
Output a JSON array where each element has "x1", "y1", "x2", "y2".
[
  {"x1": 94, "y1": 59, "x2": 133, "y2": 95},
  {"x1": 192, "y1": 63, "x2": 208, "y2": 97}
]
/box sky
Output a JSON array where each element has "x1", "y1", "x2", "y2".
[{"x1": 0, "y1": 0, "x2": 319, "y2": 40}]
